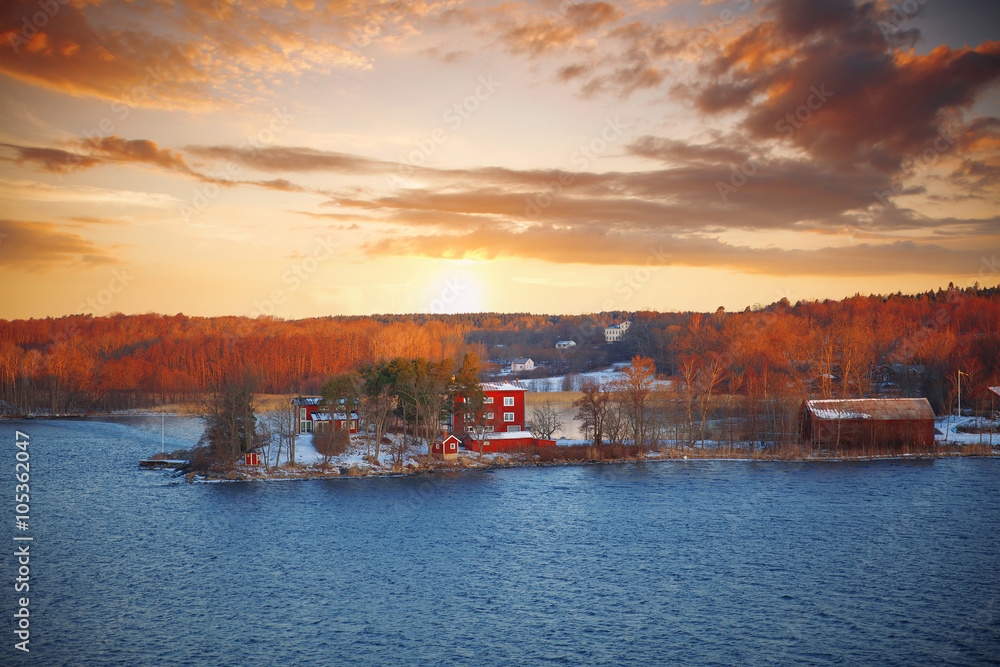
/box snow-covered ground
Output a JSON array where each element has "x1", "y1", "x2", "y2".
[
  {"x1": 935, "y1": 415, "x2": 1000, "y2": 446},
  {"x1": 518, "y1": 362, "x2": 678, "y2": 392},
  {"x1": 260, "y1": 431, "x2": 506, "y2": 471}
]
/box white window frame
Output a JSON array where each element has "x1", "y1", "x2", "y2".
[
  {"x1": 486, "y1": 412, "x2": 494, "y2": 420},
  {"x1": 504, "y1": 396, "x2": 514, "y2": 406},
  {"x1": 504, "y1": 412, "x2": 514, "y2": 422},
  {"x1": 484, "y1": 396, "x2": 493, "y2": 404},
  {"x1": 507, "y1": 425, "x2": 520, "y2": 432}
]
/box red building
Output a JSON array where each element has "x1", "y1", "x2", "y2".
[
  {"x1": 801, "y1": 398, "x2": 935, "y2": 450},
  {"x1": 431, "y1": 434, "x2": 462, "y2": 460},
  {"x1": 293, "y1": 397, "x2": 323, "y2": 434},
  {"x1": 293, "y1": 397, "x2": 358, "y2": 434},
  {"x1": 312, "y1": 411, "x2": 359, "y2": 434},
  {"x1": 452, "y1": 381, "x2": 527, "y2": 436},
  {"x1": 463, "y1": 432, "x2": 557, "y2": 453}
]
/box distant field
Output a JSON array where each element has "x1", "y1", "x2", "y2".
[
  {"x1": 525, "y1": 391, "x2": 583, "y2": 404},
  {"x1": 159, "y1": 394, "x2": 292, "y2": 415}
]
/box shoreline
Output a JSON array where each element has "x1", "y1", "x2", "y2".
[{"x1": 177, "y1": 448, "x2": 999, "y2": 483}]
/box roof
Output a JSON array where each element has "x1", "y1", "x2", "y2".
[
  {"x1": 804, "y1": 398, "x2": 935, "y2": 421},
  {"x1": 480, "y1": 381, "x2": 526, "y2": 392},
  {"x1": 312, "y1": 412, "x2": 358, "y2": 421},
  {"x1": 292, "y1": 396, "x2": 323, "y2": 406},
  {"x1": 464, "y1": 431, "x2": 537, "y2": 441},
  {"x1": 990, "y1": 386, "x2": 1000, "y2": 398},
  {"x1": 511, "y1": 357, "x2": 533, "y2": 364}
]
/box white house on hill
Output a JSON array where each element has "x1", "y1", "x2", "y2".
[
  {"x1": 510, "y1": 358, "x2": 534, "y2": 373},
  {"x1": 555, "y1": 340, "x2": 576, "y2": 350},
  {"x1": 604, "y1": 321, "x2": 631, "y2": 343}
]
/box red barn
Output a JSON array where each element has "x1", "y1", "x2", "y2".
[
  {"x1": 463, "y1": 432, "x2": 557, "y2": 453},
  {"x1": 802, "y1": 398, "x2": 936, "y2": 450},
  {"x1": 452, "y1": 381, "x2": 527, "y2": 436},
  {"x1": 431, "y1": 434, "x2": 461, "y2": 461}
]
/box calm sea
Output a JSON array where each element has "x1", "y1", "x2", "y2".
[{"x1": 1, "y1": 417, "x2": 998, "y2": 666}]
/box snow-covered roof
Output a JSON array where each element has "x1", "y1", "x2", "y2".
[
  {"x1": 989, "y1": 386, "x2": 1000, "y2": 398},
  {"x1": 480, "y1": 381, "x2": 526, "y2": 392},
  {"x1": 804, "y1": 398, "x2": 934, "y2": 421},
  {"x1": 293, "y1": 396, "x2": 323, "y2": 406},
  {"x1": 511, "y1": 357, "x2": 533, "y2": 364},
  {"x1": 312, "y1": 412, "x2": 358, "y2": 421},
  {"x1": 464, "y1": 431, "x2": 537, "y2": 441}
]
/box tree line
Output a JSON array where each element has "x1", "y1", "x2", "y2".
[{"x1": 0, "y1": 285, "x2": 997, "y2": 419}]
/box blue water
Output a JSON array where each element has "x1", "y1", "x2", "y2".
[{"x1": 1, "y1": 417, "x2": 998, "y2": 666}]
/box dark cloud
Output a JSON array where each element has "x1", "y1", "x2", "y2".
[{"x1": 691, "y1": 0, "x2": 1000, "y2": 173}]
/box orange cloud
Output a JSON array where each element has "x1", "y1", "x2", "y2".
[
  {"x1": 365, "y1": 226, "x2": 989, "y2": 277},
  {"x1": 0, "y1": 219, "x2": 118, "y2": 271}
]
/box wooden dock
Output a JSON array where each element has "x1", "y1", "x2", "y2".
[{"x1": 138, "y1": 459, "x2": 187, "y2": 470}]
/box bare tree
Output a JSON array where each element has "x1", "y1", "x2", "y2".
[
  {"x1": 573, "y1": 380, "x2": 609, "y2": 445},
  {"x1": 529, "y1": 398, "x2": 563, "y2": 439},
  {"x1": 697, "y1": 354, "x2": 728, "y2": 445},
  {"x1": 263, "y1": 393, "x2": 298, "y2": 468},
  {"x1": 359, "y1": 387, "x2": 395, "y2": 462}
]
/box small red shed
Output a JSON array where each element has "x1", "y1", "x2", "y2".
[
  {"x1": 244, "y1": 452, "x2": 262, "y2": 466},
  {"x1": 431, "y1": 434, "x2": 461, "y2": 461}
]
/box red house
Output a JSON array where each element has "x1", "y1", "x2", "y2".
[
  {"x1": 293, "y1": 396, "x2": 323, "y2": 434},
  {"x1": 452, "y1": 381, "x2": 527, "y2": 436},
  {"x1": 463, "y1": 432, "x2": 557, "y2": 453},
  {"x1": 312, "y1": 411, "x2": 359, "y2": 434},
  {"x1": 431, "y1": 434, "x2": 461, "y2": 461},
  {"x1": 293, "y1": 397, "x2": 358, "y2": 434}
]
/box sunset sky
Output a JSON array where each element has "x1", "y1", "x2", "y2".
[{"x1": 1, "y1": 0, "x2": 998, "y2": 319}]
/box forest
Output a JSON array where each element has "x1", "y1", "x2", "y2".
[{"x1": 0, "y1": 284, "x2": 997, "y2": 420}]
